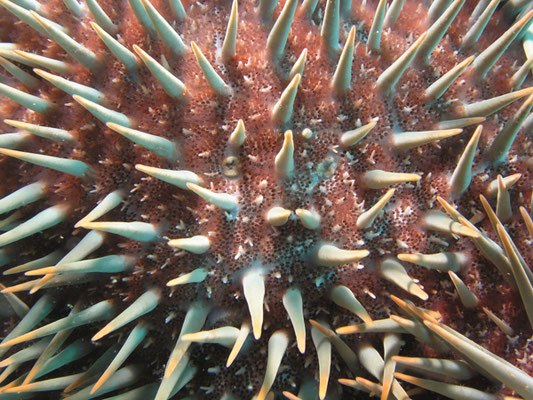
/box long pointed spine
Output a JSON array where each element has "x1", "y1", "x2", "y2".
[
  {"x1": 0, "y1": 132, "x2": 29, "y2": 149},
  {"x1": 367, "y1": 0, "x2": 386, "y2": 53},
  {"x1": 22, "y1": 302, "x2": 82, "y2": 385},
  {"x1": 168, "y1": 235, "x2": 211, "y2": 254},
  {"x1": 428, "y1": 0, "x2": 452, "y2": 22},
  {"x1": 0, "y1": 180, "x2": 46, "y2": 214},
  {"x1": 5, "y1": 119, "x2": 74, "y2": 142},
  {"x1": 0, "y1": 55, "x2": 40, "y2": 88},
  {"x1": 266, "y1": 0, "x2": 298, "y2": 60},
  {"x1": 226, "y1": 321, "x2": 250, "y2": 367},
  {"x1": 470, "y1": 0, "x2": 490, "y2": 22},
  {"x1": 383, "y1": 0, "x2": 404, "y2": 28},
  {"x1": 424, "y1": 210, "x2": 480, "y2": 238},
  {"x1": 257, "y1": 330, "x2": 290, "y2": 400},
  {"x1": 0, "y1": 294, "x2": 55, "y2": 357},
  {"x1": 321, "y1": 0, "x2": 340, "y2": 56},
  {"x1": 449, "y1": 125, "x2": 482, "y2": 197},
  {"x1": 33, "y1": 68, "x2": 105, "y2": 104},
  {"x1": 362, "y1": 169, "x2": 420, "y2": 189},
  {"x1": 380, "y1": 258, "x2": 428, "y2": 300},
  {"x1": 167, "y1": 267, "x2": 208, "y2": 286},
  {"x1": 30, "y1": 11, "x2": 102, "y2": 71},
  {"x1": 142, "y1": 0, "x2": 186, "y2": 57},
  {"x1": 127, "y1": 0, "x2": 156, "y2": 35},
  {"x1": 461, "y1": 0, "x2": 500, "y2": 49},
  {"x1": 340, "y1": 119, "x2": 377, "y2": 147},
  {"x1": 381, "y1": 333, "x2": 403, "y2": 400},
  {"x1": 75, "y1": 190, "x2": 123, "y2": 228},
  {"x1": 91, "y1": 323, "x2": 149, "y2": 393},
  {"x1": 259, "y1": 0, "x2": 278, "y2": 23},
  {"x1": 186, "y1": 183, "x2": 238, "y2": 211},
  {"x1": 315, "y1": 243, "x2": 369, "y2": 266},
  {"x1": 191, "y1": 42, "x2": 231, "y2": 96},
  {"x1": 0, "y1": 209, "x2": 22, "y2": 230},
  {"x1": 0, "y1": 0, "x2": 60, "y2": 37},
  {"x1": 496, "y1": 176, "x2": 512, "y2": 223},
  {"x1": 356, "y1": 188, "x2": 395, "y2": 229},
  {"x1": 36, "y1": 339, "x2": 92, "y2": 380},
  {"x1": 282, "y1": 288, "x2": 306, "y2": 353},
  {"x1": 0, "y1": 147, "x2": 89, "y2": 176},
  {"x1": 424, "y1": 56, "x2": 473, "y2": 103},
  {"x1": 0, "y1": 338, "x2": 49, "y2": 368},
  {"x1": 0, "y1": 204, "x2": 68, "y2": 247},
  {"x1": 229, "y1": 119, "x2": 246, "y2": 147},
  {"x1": 332, "y1": 26, "x2": 355, "y2": 94},
  {"x1": 156, "y1": 355, "x2": 193, "y2": 400},
  {"x1": 275, "y1": 130, "x2": 295, "y2": 177},
  {"x1": 1, "y1": 300, "x2": 115, "y2": 347},
  {"x1": 106, "y1": 122, "x2": 178, "y2": 160},
  {"x1": 272, "y1": 73, "x2": 300, "y2": 125},
  {"x1": 243, "y1": 270, "x2": 265, "y2": 339},
  {"x1": 78, "y1": 220, "x2": 159, "y2": 242},
  {"x1": 449, "y1": 271, "x2": 479, "y2": 308},
  {"x1": 485, "y1": 173, "x2": 521, "y2": 197},
  {"x1": 0, "y1": 283, "x2": 29, "y2": 317},
  {"x1": 90, "y1": 22, "x2": 140, "y2": 71},
  {"x1": 392, "y1": 355, "x2": 475, "y2": 380},
  {"x1": 460, "y1": 87, "x2": 533, "y2": 118},
  {"x1": 222, "y1": 0, "x2": 238, "y2": 60},
  {"x1": 163, "y1": 302, "x2": 208, "y2": 377},
  {"x1": 0, "y1": 82, "x2": 53, "y2": 113},
  {"x1": 486, "y1": 93, "x2": 533, "y2": 162},
  {"x1": 63, "y1": 344, "x2": 120, "y2": 393},
  {"x1": 311, "y1": 323, "x2": 332, "y2": 400},
  {"x1": 288, "y1": 48, "x2": 307, "y2": 81},
  {"x1": 28, "y1": 229, "x2": 105, "y2": 294},
  {"x1": 8, "y1": 0, "x2": 43, "y2": 14},
  {"x1": 309, "y1": 319, "x2": 359, "y2": 375},
  {"x1": 62, "y1": 0, "x2": 83, "y2": 17},
  {"x1": 135, "y1": 165, "x2": 201, "y2": 190},
  {"x1": 395, "y1": 372, "x2": 501, "y2": 400},
  {"x1": 26, "y1": 254, "x2": 133, "y2": 275},
  {"x1": 398, "y1": 252, "x2": 465, "y2": 272},
  {"x1": 133, "y1": 45, "x2": 186, "y2": 100},
  {"x1": 73, "y1": 94, "x2": 131, "y2": 127},
  {"x1": 521, "y1": 206, "x2": 533, "y2": 236},
  {"x1": 59, "y1": 229, "x2": 105, "y2": 265},
  {"x1": 169, "y1": 0, "x2": 186, "y2": 21},
  {"x1": 13, "y1": 49, "x2": 71, "y2": 74},
  {"x1": 392, "y1": 129, "x2": 462, "y2": 150},
  {"x1": 417, "y1": 0, "x2": 465, "y2": 62},
  {"x1": 86, "y1": 0, "x2": 117, "y2": 35},
  {"x1": 63, "y1": 365, "x2": 139, "y2": 399},
  {"x1": 495, "y1": 224, "x2": 533, "y2": 323},
  {"x1": 182, "y1": 326, "x2": 239, "y2": 347},
  {"x1": 331, "y1": 285, "x2": 373, "y2": 324},
  {"x1": 472, "y1": 10, "x2": 533, "y2": 79},
  {"x1": 3, "y1": 372, "x2": 85, "y2": 392},
  {"x1": 299, "y1": 0, "x2": 318, "y2": 19},
  {"x1": 376, "y1": 32, "x2": 427, "y2": 94},
  {"x1": 511, "y1": 57, "x2": 533, "y2": 89},
  {"x1": 424, "y1": 321, "x2": 533, "y2": 399}
]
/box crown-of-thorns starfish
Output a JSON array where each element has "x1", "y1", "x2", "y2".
[{"x1": 0, "y1": 0, "x2": 533, "y2": 399}]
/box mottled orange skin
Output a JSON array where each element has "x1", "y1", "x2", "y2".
[{"x1": 0, "y1": 0, "x2": 532, "y2": 398}]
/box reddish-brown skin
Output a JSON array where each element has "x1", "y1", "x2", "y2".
[{"x1": 0, "y1": 0, "x2": 532, "y2": 398}]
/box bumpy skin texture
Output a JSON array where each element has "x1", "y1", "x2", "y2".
[{"x1": 0, "y1": 0, "x2": 532, "y2": 398}]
